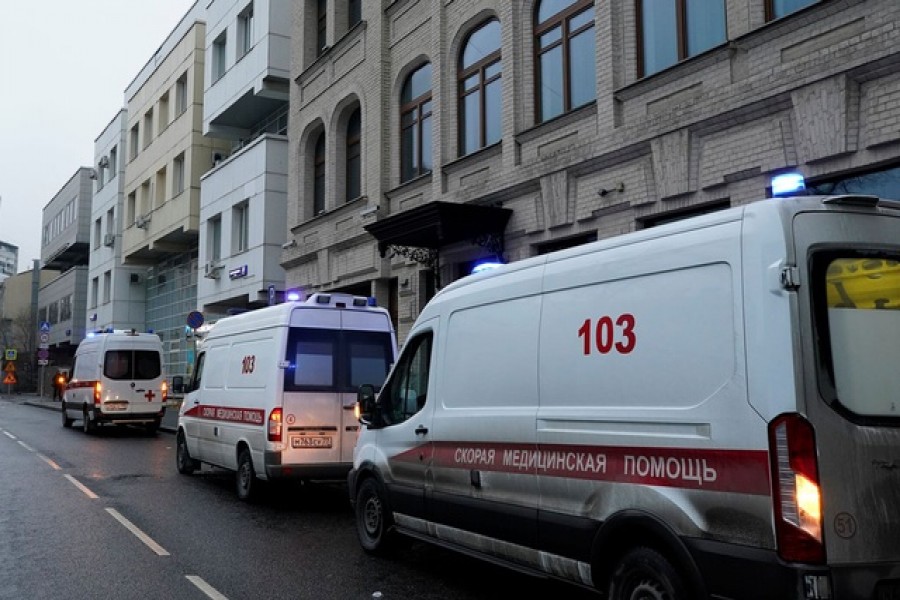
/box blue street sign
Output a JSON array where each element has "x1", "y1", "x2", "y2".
[
  {"x1": 39, "y1": 321, "x2": 51, "y2": 333},
  {"x1": 186, "y1": 311, "x2": 204, "y2": 329}
]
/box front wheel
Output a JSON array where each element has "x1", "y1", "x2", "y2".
[
  {"x1": 175, "y1": 431, "x2": 199, "y2": 475},
  {"x1": 61, "y1": 402, "x2": 73, "y2": 428},
  {"x1": 355, "y1": 477, "x2": 395, "y2": 553},
  {"x1": 236, "y1": 448, "x2": 258, "y2": 501},
  {"x1": 607, "y1": 547, "x2": 688, "y2": 600}
]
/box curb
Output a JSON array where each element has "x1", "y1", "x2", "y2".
[{"x1": 22, "y1": 400, "x2": 176, "y2": 434}]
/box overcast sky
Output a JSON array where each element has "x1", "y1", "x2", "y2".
[{"x1": 0, "y1": 0, "x2": 197, "y2": 273}]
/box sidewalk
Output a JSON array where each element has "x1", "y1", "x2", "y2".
[{"x1": 16, "y1": 393, "x2": 180, "y2": 434}]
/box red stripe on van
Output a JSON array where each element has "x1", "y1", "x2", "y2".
[
  {"x1": 394, "y1": 442, "x2": 771, "y2": 496},
  {"x1": 66, "y1": 380, "x2": 98, "y2": 391},
  {"x1": 182, "y1": 404, "x2": 265, "y2": 426}
]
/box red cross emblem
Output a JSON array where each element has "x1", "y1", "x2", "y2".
[{"x1": 144, "y1": 390, "x2": 156, "y2": 401}]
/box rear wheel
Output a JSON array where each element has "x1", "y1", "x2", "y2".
[
  {"x1": 82, "y1": 407, "x2": 96, "y2": 434},
  {"x1": 236, "y1": 448, "x2": 258, "y2": 501},
  {"x1": 176, "y1": 431, "x2": 199, "y2": 475},
  {"x1": 61, "y1": 402, "x2": 73, "y2": 428},
  {"x1": 608, "y1": 547, "x2": 687, "y2": 600},
  {"x1": 145, "y1": 418, "x2": 160, "y2": 435},
  {"x1": 355, "y1": 477, "x2": 395, "y2": 553}
]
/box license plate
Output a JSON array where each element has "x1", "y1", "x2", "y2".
[
  {"x1": 291, "y1": 436, "x2": 332, "y2": 449},
  {"x1": 104, "y1": 402, "x2": 127, "y2": 412}
]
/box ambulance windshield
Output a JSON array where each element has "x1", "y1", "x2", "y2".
[{"x1": 816, "y1": 255, "x2": 900, "y2": 419}]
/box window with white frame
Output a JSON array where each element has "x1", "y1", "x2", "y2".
[
  {"x1": 209, "y1": 215, "x2": 222, "y2": 261},
  {"x1": 175, "y1": 73, "x2": 188, "y2": 115},
  {"x1": 174, "y1": 153, "x2": 185, "y2": 196},
  {"x1": 213, "y1": 32, "x2": 227, "y2": 81},
  {"x1": 130, "y1": 125, "x2": 139, "y2": 160},
  {"x1": 143, "y1": 108, "x2": 153, "y2": 149},
  {"x1": 103, "y1": 271, "x2": 112, "y2": 304},
  {"x1": 159, "y1": 91, "x2": 169, "y2": 135},
  {"x1": 233, "y1": 202, "x2": 249, "y2": 253},
  {"x1": 91, "y1": 277, "x2": 99, "y2": 309},
  {"x1": 239, "y1": 3, "x2": 254, "y2": 58},
  {"x1": 109, "y1": 146, "x2": 117, "y2": 178},
  {"x1": 94, "y1": 218, "x2": 101, "y2": 250}
]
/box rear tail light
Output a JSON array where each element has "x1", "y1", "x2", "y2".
[
  {"x1": 268, "y1": 407, "x2": 283, "y2": 442},
  {"x1": 768, "y1": 413, "x2": 825, "y2": 564},
  {"x1": 94, "y1": 382, "x2": 102, "y2": 405},
  {"x1": 161, "y1": 381, "x2": 168, "y2": 403}
]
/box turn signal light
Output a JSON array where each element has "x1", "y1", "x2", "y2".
[
  {"x1": 94, "y1": 382, "x2": 102, "y2": 405},
  {"x1": 161, "y1": 381, "x2": 168, "y2": 403}
]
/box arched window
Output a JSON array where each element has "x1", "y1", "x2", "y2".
[
  {"x1": 400, "y1": 63, "x2": 433, "y2": 183},
  {"x1": 535, "y1": 0, "x2": 596, "y2": 123},
  {"x1": 314, "y1": 132, "x2": 325, "y2": 215},
  {"x1": 346, "y1": 108, "x2": 361, "y2": 202},
  {"x1": 459, "y1": 19, "x2": 502, "y2": 156}
]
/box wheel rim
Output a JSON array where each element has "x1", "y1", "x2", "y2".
[
  {"x1": 622, "y1": 573, "x2": 670, "y2": 600},
  {"x1": 363, "y1": 492, "x2": 382, "y2": 538},
  {"x1": 239, "y1": 458, "x2": 251, "y2": 492},
  {"x1": 177, "y1": 438, "x2": 186, "y2": 467}
]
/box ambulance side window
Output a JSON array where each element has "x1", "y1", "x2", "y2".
[
  {"x1": 381, "y1": 332, "x2": 432, "y2": 426},
  {"x1": 191, "y1": 352, "x2": 205, "y2": 391}
]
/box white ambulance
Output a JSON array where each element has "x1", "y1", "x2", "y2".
[
  {"x1": 62, "y1": 330, "x2": 168, "y2": 434},
  {"x1": 349, "y1": 195, "x2": 900, "y2": 600},
  {"x1": 176, "y1": 293, "x2": 397, "y2": 501}
]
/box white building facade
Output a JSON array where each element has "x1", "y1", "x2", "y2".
[{"x1": 198, "y1": 0, "x2": 291, "y2": 317}]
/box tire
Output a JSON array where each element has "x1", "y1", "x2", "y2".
[
  {"x1": 608, "y1": 547, "x2": 688, "y2": 600},
  {"x1": 61, "y1": 402, "x2": 73, "y2": 428},
  {"x1": 145, "y1": 418, "x2": 161, "y2": 436},
  {"x1": 82, "y1": 407, "x2": 96, "y2": 434},
  {"x1": 236, "y1": 448, "x2": 258, "y2": 501},
  {"x1": 176, "y1": 431, "x2": 199, "y2": 475},
  {"x1": 355, "y1": 477, "x2": 395, "y2": 553}
]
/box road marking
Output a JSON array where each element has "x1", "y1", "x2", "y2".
[
  {"x1": 17, "y1": 440, "x2": 34, "y2": 452},
  {"x1": 105, "y1": 508, "x2": 170, "y2": 556},
  {"x1": 186, "y1": 576, "x2": 229, "y2": 600},
  {"x1": 64, "y1": 474, "x2": 99, "y2": 499},
  {"x1": 3, "y1": 431, "x2": 16, "y2": 439},
  {"x1": 38, "y1": 454, "x2": 61, "y2": 470}
]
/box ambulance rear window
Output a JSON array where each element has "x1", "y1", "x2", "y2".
[
  {"x1": 104, "y1": 350, "x2": 161, "y2": 380},
  {"x1": 812, "y1": 253, "x2": 900, "y2": 421},
  {"x1": 284, "y1": 328, "x2": 393, "y2": 393}
]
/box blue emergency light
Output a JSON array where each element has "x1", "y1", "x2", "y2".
[{"x1": 771, "y1": 172, "x2": 806, "y2": 197}]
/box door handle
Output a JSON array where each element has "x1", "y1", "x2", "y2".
[{"x1": 415, "y1": 425, "x2": 428, "y2": 435}]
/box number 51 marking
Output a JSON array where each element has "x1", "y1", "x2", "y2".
[{"x1": 578, "y1": 314, "x2": 636, "y2": 355}]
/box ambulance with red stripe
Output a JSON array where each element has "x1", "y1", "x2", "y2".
[
  {"x1": 61, "y1": 330, "x2": 167, "y2": 434},
  {"x1": 349, "y1": 194, "x2": 900, "y2": 600},
  {"x1": 175, "y1": 293, "x2": 396, "y2": 501}
]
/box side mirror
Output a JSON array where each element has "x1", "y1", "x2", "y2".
[
  {"x1": 357, "y1": 384, "x2": 377, "y2": 426},
  {"x1": 172, "y1": 375, "x2": 184, "y2": 394}
]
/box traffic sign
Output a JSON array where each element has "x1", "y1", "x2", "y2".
[
  {"x1": 39, "y1": 333, "x2": 49, "y2": 344},
  {"x1": 4, "y1": 349, "x2": 16, "y2": 361},
  {"x1": 39, "y1": 321, "x2": 51, "y2": 333},
  {"x1": 3, "y1": 372, "x2": 16, "y2": 385},
  {"x1": 37, "y1": 349, "x2": 49, "y2": 360},
  {"x1": 4, "y1": 362, "x2": 15, "y2": 372},
  {"x1": 38, "y1": 359, "x2": 49, "y2": 366},
  {"x1": 186, "y1": 310, "x2": 204, "y2": 329}
]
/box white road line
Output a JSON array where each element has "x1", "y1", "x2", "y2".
[
  {"x1": 17, "y1": 440, "x2": 34, "y2": 452},
  {"x1": 3, "y1": 431, "x2": 15, "y2": 439},
  {"x1": 185, "y1": 576, "x2": 229, "y2": 600},
  {"x1": 38, "y1": 454, "x2": 61, "y2": 470},
  {"x1": 63, "y1": 474, "x2": 99, "y2": 499},
  {"x1": 105, "y1": 508, "x2": 170, "y2": 556}
]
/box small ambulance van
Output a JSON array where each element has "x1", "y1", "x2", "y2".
[
  {"x1": 349, "y1": 195, "x2": 900, "y2": 599},
  {"x1": 176, "y1": 293, "x2": 397, "y2": 501},
  {"x1": 62, "y1": 330, "x2": 167, "y2": 434}
]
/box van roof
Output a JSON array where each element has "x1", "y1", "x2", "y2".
[{"x1": 429, "y1": 194, "x2": 895, "y2": 302}]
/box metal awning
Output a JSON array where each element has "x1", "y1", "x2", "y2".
[{"x1": 364, "y1": 201, "x2": 512, "y2": 257}]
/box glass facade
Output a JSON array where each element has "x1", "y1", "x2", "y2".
[{"x1": 145, "y1": 251, "x2": 197, "y2": 381}]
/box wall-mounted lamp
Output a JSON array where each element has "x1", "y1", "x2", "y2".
[
  {"x1": 400, "y1": 278, "x2": 410, "y2": 288},
  {"x1": 89, "y1": 313, "x2": 97, "y2": 322},
  {"x1": 598, "y1": 182, "x2": 625, "y2": 197},
  {"x1": 281, "y1": 240, "x2": 297, "y2": 249}
]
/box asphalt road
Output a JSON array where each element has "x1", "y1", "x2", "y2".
[{"x1": 0, "y1": 396, "x2": 599, "y2": 600}]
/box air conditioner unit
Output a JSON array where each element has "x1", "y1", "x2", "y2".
[
  {"x1": 204, "y1": 262, "x2": 222, "y2": 279},
  {"x1": 212, "y1": 152, "x2": 224, "y2": 166},
  {"x1": 129, "y1": 273, "x2": 141, "y2": 284},
  {"x1": 103, "y1": 233, "x2": 115, "y2": 247},
  {"x1": 98, "y1": 156, "x2": 109, "y2": 168},
  {"x1": 135, "y1": 214, "x2": 150, "y2": 229}
]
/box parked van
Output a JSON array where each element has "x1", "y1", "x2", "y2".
[
  {"x1": 349, "y1": 195, "x2": 900, "y2": 600},
  {"x1": 62, "y1": 330, "x2": 167, "y2": 434},
  {"x1": 176, "y1": 293, "x2": 397, "y2": 500}
]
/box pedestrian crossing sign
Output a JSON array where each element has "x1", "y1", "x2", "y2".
[{"x1": 3, "y1": 372, "x2": 16, "y2": 385}]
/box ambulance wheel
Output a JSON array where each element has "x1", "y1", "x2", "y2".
[
  {"x1": 61, "y1": 402, "x2": 73, "y2": 428},
  {"x1": 608, "y1": 547, "x2": 687, "y2": 600},
  {"x1": 145, "y1": 419, "x2": 160, "y2": 435},
  {"x1": 176, "y1": 431, "x2": 199, "y2": 475},
  {"x1": 236, "y1": 448, "x2": 258, "y2": 501},
  {"x1": 355, "y1": 477, "x2": 395, "y2": 553},
  {"x1": 82, "y1": 408, "x2": 96, "y2": 434}
]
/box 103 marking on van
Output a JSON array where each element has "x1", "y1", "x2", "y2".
[{"x1": 577, "y1": 313, "x2": 636, "y2": 355}]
